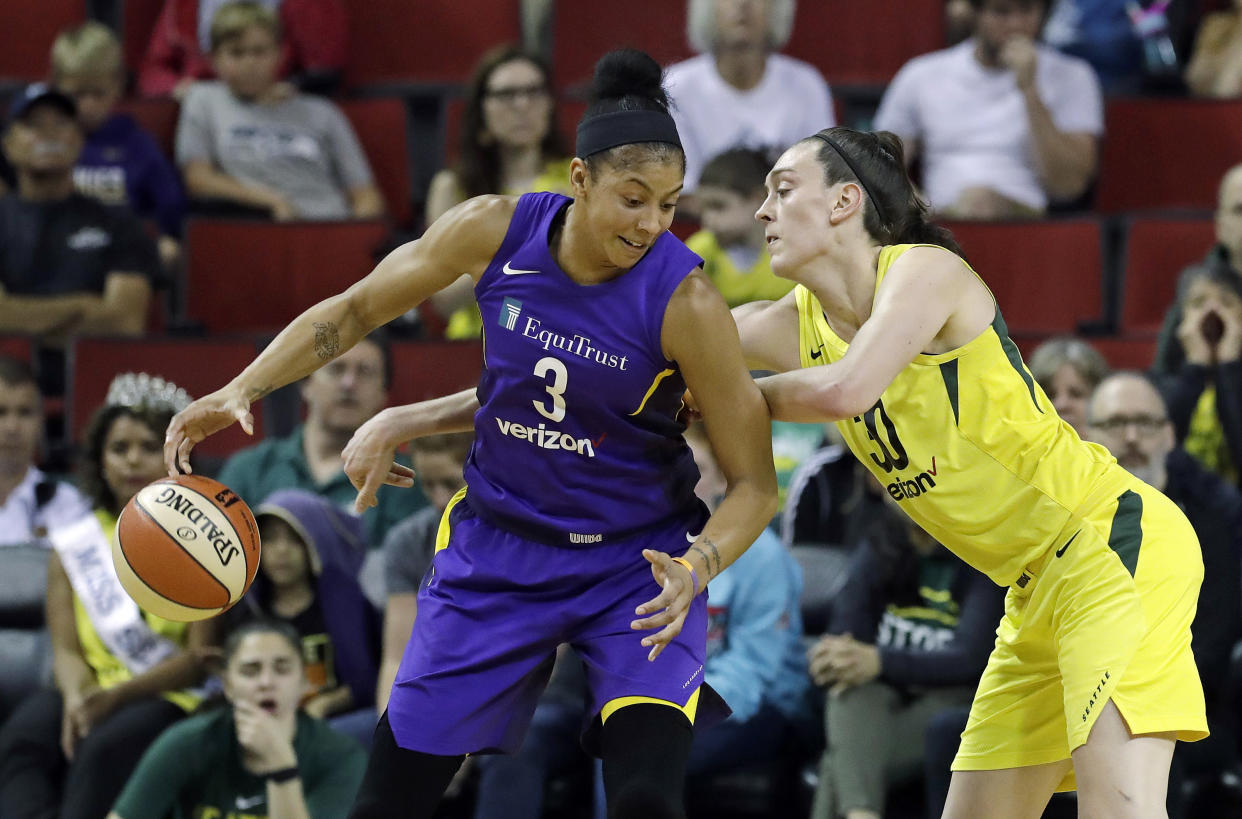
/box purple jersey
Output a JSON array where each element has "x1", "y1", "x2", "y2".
[{"x1": 462, "y1": 192, "x2": 703, "y2": 544}]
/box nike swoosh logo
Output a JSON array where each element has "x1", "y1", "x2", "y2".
[
  {"x1": 502, "y1": 260, "x2": 539, "y2": 276},
  {"x1": 810, "y1": 347, "x2": 823, "y2": 360},
  {"x1": 686, "y1": 531, "x2": 698, "y2": 543},
  {"x1": 235, "y1": 795, "x2": 265, "y2": 810},
  {"x1": 1055, "y1": 531, "x2": 1079, "y2": 558}
]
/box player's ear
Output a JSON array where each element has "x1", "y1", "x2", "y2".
[
  {"x1": 828, "y1": 181, "x2": 864, "y2": 226},
  {"x1": 569, "y1": 157, "x2": 591, "y2": 198}
]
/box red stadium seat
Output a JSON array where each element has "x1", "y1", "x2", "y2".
[
  {"x1": 1119, "y1": 215, "x2": 1216, "y2": 334},
  {"x1": 339, "y1": 97, "x2": 414, "y2": 227},
  {"x1": 388, "y1": 340, "x2": 483, "y2": 408},
  {"x1": 342, "y1": 0, "x2": 521, "y2": 88},
  {"x1": 185, "y1": 220, "x2": 389, "y2": 334},
  {"x1": 1097, "y1": 99, "x2": 1242, "y2": 213},
  {"x1": 116, "y1": 97, "x2": 180, "y2": 159},
  {"x1": 121, "y1": 0, "x2": 165, "y2": 77},
  {"x1": 1090, "y1": 335, "x2": 1159, "y2": 370},
  {"x1": 0, "y1": 1, "x2": 84, "y2": 83},
  {"x1": 68, "y1": 336, "x2": 262, "y2": 459},
  {"x1": 785, "y1": 0, "x2": 944, "y2": 87},
  {"x1": 551, "y1": 1, "x2": 691, "y2": 91},
  {"x1": 943, "y1": 219, "x2": 1104, "y2": 336},
  {"x1": 0, "y1": 336, "x2": 35, "y2": 364}
]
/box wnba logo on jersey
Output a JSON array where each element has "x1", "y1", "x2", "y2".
[{"x1": 499, "y1": 298, "x2": 523, "y2": 331}]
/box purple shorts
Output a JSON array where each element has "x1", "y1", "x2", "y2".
[{"x1": 385, "y1": 496, "x2": 727, "y2": 755}]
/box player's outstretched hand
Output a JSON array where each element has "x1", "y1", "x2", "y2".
[
  {"x1": 164, "y1": 386, "x2": 254, "y2": 475},
  {"x1": 632, "y1": 548, "x2": 696, "y2": 662},
  {"x1": 342, "y1": 409, "x2": 416, "y2": 514}
]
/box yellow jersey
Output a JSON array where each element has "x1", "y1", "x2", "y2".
[
  {"x1": 796, "y1": 244, "x2": 1127, "y2": 586},
  {"x1": 685, "y1": 230, "x2": 794, "y2": 307}
]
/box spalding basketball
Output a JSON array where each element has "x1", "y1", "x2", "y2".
[{"x1": 112, "y1": 475, "x2": 261, "y2": 622}]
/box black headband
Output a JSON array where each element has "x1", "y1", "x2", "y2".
[
  {"x1": 576, "y1": 109, "x2": 682, "y2": 159},
  {"x1": 811, "y1": 132, "x2": 888, "y2": 226}
]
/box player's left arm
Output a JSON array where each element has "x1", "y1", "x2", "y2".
[
  {"x1": 755, "y1": 246, "x2": 986, "y2": 423},
  {"x1": 631, "y1": 271, "x2": 779, "y2": 660}
]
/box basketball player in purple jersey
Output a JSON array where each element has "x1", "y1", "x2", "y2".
[{"x1": 164, "y1": 50, "x2": 777, "y2": 819}]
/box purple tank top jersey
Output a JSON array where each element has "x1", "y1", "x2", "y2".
[{"x1": 462, "y1": 191, "x2": 704, "y2": 544}]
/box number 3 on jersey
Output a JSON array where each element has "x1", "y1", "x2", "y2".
[{"x1": 533, "y1": 357, "x2": 568, "y2": 422}]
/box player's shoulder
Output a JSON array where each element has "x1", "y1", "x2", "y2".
[{"x1": 886, "y1": 243, "x2": 969, "y2": 280}]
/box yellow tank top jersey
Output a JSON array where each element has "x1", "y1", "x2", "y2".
[{"x1": 796, "y1": 244, "x2": 1129, "y2": 586}]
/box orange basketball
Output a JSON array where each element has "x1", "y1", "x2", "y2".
[{"x1": 113, "y1": 475, "x2": 262, "y2": 622}]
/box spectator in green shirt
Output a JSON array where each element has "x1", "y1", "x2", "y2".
[
  {"x1": 217, "y1": 329, "x2": 427, "y2": 547},
  {"x1": 109, "y1": 618, "x2": 367, "y2": 819}
]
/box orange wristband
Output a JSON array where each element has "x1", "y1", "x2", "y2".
[{"x1": 671, "y1": 556, "x2": 699, "y2": 595}]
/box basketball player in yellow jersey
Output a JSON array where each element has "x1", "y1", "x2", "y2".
[{"x1": 732, "y1": 127, "x2": 1207, "y2": 818}]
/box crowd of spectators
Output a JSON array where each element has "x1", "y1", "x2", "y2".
[{"x1": 2, "y1": 0, "x2": 1242, "y2": 816}]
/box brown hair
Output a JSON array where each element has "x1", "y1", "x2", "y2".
[
  {"x1": 455, "y1": 44, "x2": 564, "y2": 199},
  {"x1": 209, "y1": 1, "x2": 281, "y2": 51},
  {"x1": 805, "y1": 127, "x2": 962, "y2": 256}
]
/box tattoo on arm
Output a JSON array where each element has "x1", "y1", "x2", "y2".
[
  {"x1": 691, "y1": 540, "x2": 722, "y2": 580},
  {"x1": 312, "y1": 321, "x2": 341, "y2": 361}
]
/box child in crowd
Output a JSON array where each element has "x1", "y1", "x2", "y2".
[
  {"x1": 686, "y1": 147, "x2": 794, "y2": 308},
  {"x1": 236, "y1": 489, "x2": 381, "y2": 725},
  {"x1": 175, "y1": 1, "x2": 383, "y2": 221},
  {"x1": 374, "y1": 431, "x2": 474, "y2": 712},
  {"x1": 50, "y1": 22, "x2": 186, "y2": 271}
]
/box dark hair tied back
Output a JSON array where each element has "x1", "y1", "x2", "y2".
[
  {"x1": 578, "y1": 49, "x2": 683, "y2": 172},
  {"x1": 589, "y1": 48, "x2": 670, "y2": 112},
  {"x1": 808, "y1": 127, "x2": 963, "y2": 257}
]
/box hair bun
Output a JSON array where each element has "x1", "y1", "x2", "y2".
[{"x1": 591, "y1": 48, "x2": 669, "y2": 110}]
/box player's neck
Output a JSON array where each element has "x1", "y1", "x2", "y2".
[
  {"x1": 712, "y1": 46, "x2": 767, "y2": 91},
  {"x1": 801, "y1": 244, "x2": 882, "y2": 341},
  {"x1": 554, "y1": 205, "x2": 625, "y2": 285}
]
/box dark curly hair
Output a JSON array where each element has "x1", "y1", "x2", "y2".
[{"x1": 77, "y1": 404, "x2": 176, "y2": 514}]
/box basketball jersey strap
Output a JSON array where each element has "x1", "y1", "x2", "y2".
[{"x1": 49, "y1": 511, "x2": 178, "y2": 675}]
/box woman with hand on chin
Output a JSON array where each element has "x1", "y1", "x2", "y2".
[{"x1": 109, "y1": 619, "x2": 367, "y2": 819}]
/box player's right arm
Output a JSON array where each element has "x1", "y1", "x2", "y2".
[
  {"x1": 732, "y1": 289, "x2": 802, "y2": 373},
  {"x1": 164, "y1": 195, "x2": 515, "y2": 475},
  {"x1": 342, "y1": 388, "x2": 479, "y2": 512}
]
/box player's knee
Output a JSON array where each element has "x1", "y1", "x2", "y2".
[{"x1": 607, "y1": 779, "x2": 684, "y2": 819}]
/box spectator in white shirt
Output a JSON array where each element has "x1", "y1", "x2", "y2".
[
  {"x1": 0, "y1": 356, "x2": 89, "y2": 546},
  {"x1": 874, "y1": 0, "x2": 1102, "y2": 220},
  {"x1": 665, "y1": 0, "x2": 835, "y2": 196}
]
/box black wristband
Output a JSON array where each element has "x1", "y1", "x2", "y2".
[{"x1": 265, "y1": 766, "x2": 300, "y2": 783}]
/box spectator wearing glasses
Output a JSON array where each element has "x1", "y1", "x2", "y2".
[
  {"x1": 1085, "y1": 371, "x2": 1242, "y2": 809},
  {"x1": 425, "y1": 45, "x2": 570, "y2": 340}
]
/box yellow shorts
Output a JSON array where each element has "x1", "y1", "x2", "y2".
[{"x1": 953, "y1": 477, "x2": 1207, "y2": 791}]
